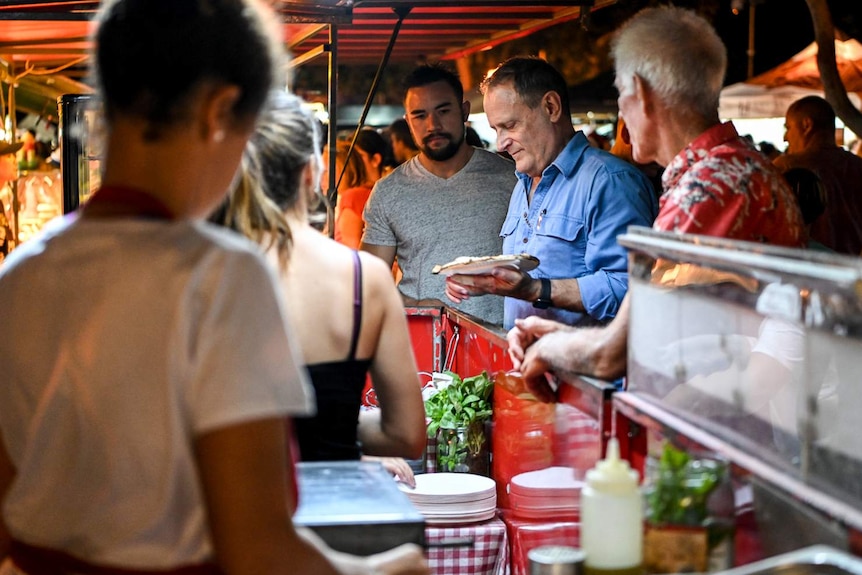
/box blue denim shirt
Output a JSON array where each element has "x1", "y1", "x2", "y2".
[{"x1": 501, "y1": 131, "x2": 659, "y2": 329}]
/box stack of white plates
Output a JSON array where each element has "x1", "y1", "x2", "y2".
[
  {"x1": 399, "y1": 473, "x2": 497, "y2": 525},
  {"x1": 509, "y1": 466, "x2": 582, "y2": 521}
]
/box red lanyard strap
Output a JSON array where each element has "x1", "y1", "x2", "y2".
[{"x1": 82, "y1": 186, "x2": 174, "y2": 220}]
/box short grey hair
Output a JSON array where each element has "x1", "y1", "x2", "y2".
[{"x1": 611, "y1": 6, "x2": 726, "y2": 120}]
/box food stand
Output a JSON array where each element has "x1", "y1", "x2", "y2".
[
  {"x1": 396, "y1": 225, "x2": 862, "y2": 574},
  {"x1": 9, "y1": 3, "x2": 862, "y2": 574}
]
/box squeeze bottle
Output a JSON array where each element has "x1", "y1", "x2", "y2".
[{"x1": 580, "y1": 438, "x2": 643, "y2": 575}]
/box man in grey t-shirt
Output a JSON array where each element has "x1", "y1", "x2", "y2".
[{"x1": 361, "y1": 64, "x2": 516, "y2": 325}]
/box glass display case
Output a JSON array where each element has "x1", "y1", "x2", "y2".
[
  {"x1": 58, "y1": 93, "x2": 102, "y2": 213},
  {"x1": 615, "y1": 226, "x2": 862, "y2": 563}
]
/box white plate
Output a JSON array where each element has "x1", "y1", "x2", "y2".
[
  {"x1": 509, "y1": 466, "x2": 583, "y2": 498},
  {"x1": 408, "y1": 492, "x2": 497, "y2": 506},
  {"x1": 399, "y1": 473, "x2": 496, "y2": 503},
  {"x1": 431, "y1": 254, "x2": 539, "y2": 277},
  {"x1": 419, "y1": 503, "x2": 497, "y2": 517},
  {"x1": 413, "y1": 494, "x2": 497, "y2": 514},
  {"x1": 424, "y1": 508, "x2": 497, "y2": 525}
]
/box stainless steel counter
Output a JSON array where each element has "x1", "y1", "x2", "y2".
[{"x1": 292, "y1": 461, "x2": 425, "y2": 556}]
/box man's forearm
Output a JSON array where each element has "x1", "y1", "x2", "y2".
[
  {"x1": 515, "y1": 277, "x2": 584, "y2": 312},
  {"x1": 536, "y1": 297, "x2": 630, "y2": 381},
  {"x1": 544, "y1": 277, "x2": 584, "y2": 313}
]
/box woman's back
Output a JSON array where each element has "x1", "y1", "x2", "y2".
[
  {"x1": 281, "y1": 227, "x2": 382, "y2": 364},
  {"x1": 218, "y1": 93, "x2": 427, "y2": 464},
  {"x1": 275, "y1": 224, "x2": 425, "y2": 460}
]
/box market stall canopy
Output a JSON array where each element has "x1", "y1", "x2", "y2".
[
  {"x1": 748, "y1": 36, "x2": 862, "y2": 93},
  {"x1": 719, "y1": 83, "x2": 861, "y2": 119},
  {"x1": 0, "y1": 0, "x2": 619, "y2": 119},
  {"x1": 281, "y1": 0, "x2": 617, "y2": 66},
  {"x1": 719, "y1": 36, "x2": 862, "y2": 119},
  {"x1": 0, "y1": 0, "x2": 617, "y2": 72},
  {"x1": 2, "y1": 68, "x2": 94, "y2": 117}
]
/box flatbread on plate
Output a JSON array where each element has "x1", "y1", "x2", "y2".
[{"x1": 431, "y1": 253, "x2": 539, "y2": 276}]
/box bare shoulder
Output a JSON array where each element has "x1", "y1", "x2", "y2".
[
  {"x1": 299, "y1": 231, "x2": 396, "y2": 299},
  {"x1": 357, "y1": 251, "x2": 403, "y2": 310},
  {"x1": 294, "y1": 229, "x2": 355, "y2": 275},
  {"x1": 357, "y1": 249, "x2": 396, "y2": 285}
]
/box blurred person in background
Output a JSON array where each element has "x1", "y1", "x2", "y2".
[
  {"x1": 758, "y1": 141, "x2": 781, "y2": 161},
  {"x1": 361, "y1": 63, "x2": 516, "y2": 325},
  {"x1": 610, "y1": 116, "x2": 663, "y2": 200},
  {"x1": 774, "y1": 95, "x2": 862, "y2": 255},
  {"x1": 506, "y1": 6, "x2": 803, "y2": 396},
  {"x1": 354, "y1": 127, "x2": 391, "y2": 180},
  {"x1": 466, "y1": 126, "x2": 487, "y2": 149},
  {"x1": 325, "y1": 140, "x2": 374, "y2": 249},
  {"x1": 0, "y1": 1, "x2": 427, "y2": 574},
  {"x1": 585, "y1": 129, "x2": 611, "y2": 151},
  {"x1": 215, "y1": 91, "x2": 426, "y2": 485},
  {"x1": 783, "y1": 166, "x2": 831, "y2": 252},
  {"x1": 387, "y1": 118, "x2": 419, "y2": 166},
  {"x1": 0, "y1": 140, "x2": 23, "y2": 258}
]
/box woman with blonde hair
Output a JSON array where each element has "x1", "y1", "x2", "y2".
[{"x1": 218, "y1": 91, "x2": 426, "y2": 482}]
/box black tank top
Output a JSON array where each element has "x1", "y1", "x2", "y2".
[{"x1": 295, "y1": 250, "x2": 373, "y2": 461}]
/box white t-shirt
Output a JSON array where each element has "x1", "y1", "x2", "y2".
[{"x1": 0, "y1": 214, "x2": 314, "y2": 569}]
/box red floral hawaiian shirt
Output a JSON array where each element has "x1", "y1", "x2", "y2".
[{"x1": 655, "y1": 122, "x2": 804, "y2": 248}]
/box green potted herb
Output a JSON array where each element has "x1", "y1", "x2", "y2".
[
  {"x1": 424, "y1": 370, "x2": 493, "y2": 475},
  {"x1": 643, "y1": 442, "x2": 733, "y2": 573}
]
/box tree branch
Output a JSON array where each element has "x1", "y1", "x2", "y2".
[{"x1": 805, "y1": 0, "x2": 862, "y2": 137}]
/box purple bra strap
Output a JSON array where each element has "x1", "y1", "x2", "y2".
[{"x1": 348, "y1": 250, "x2": 363, "y2": 361}]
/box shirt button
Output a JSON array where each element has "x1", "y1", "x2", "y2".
[{"x1": 523, "y1": 238, "x2": 528, "y2": 244}]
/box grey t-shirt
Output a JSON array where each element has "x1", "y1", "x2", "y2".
[{"x1": 363, "y1": 148, "x2": 516, "y2": 325}]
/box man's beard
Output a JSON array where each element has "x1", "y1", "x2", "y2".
[{"x1": 420, "y1": 129, "x2": 464, "y2": 162}]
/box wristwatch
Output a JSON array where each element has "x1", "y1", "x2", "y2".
[{"x1": 532, "y1": 277, "x2": 553, "y2": 309}]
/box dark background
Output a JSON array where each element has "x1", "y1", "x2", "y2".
[
  {"x1": 714, "y1": 0, "x2": 859, "y2": 85},
  {"x1": 293, "y1": 0, "x2": 862, "y2": 106}
]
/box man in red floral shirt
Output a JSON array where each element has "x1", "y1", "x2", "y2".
[
  {"x1": 505, "y1": 6, "x2": 805, "y2": 399},
  {"x1": 655, "y1": 122, "x2": 803, "y2": 246}
]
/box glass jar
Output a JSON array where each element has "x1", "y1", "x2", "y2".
[
  {"x1": 492, "y1": 370, "x2": 555, "y2": 507},
  {"x1": 436, "y1": 421, "x2": 490, "y2": 475}
]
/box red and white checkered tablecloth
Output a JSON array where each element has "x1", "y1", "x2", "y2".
[
  {"x1": 426, "y1": 515, "x2": 509, "y2": 575},
  {"x1": 425, "y1": 434, "x2": 438, "y2": 474},
  {"x1": 552, "y1": 403, "x2": 602, "y2": 473}
]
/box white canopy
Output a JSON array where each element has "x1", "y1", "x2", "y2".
[
  {"x1": 719, "y1": 37, "x2": 862, "y2": 119},
  {"x1": 719, "y1": 83, "x2": 861, "y2": 119}
]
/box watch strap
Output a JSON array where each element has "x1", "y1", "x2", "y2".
[{"x1": 532, "y1": 277, "x2": 552, "y2": 309}]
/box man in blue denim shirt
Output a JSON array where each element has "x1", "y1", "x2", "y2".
[{"x1": 445, "y1": 56, "x2": 658, "y2": 329}]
